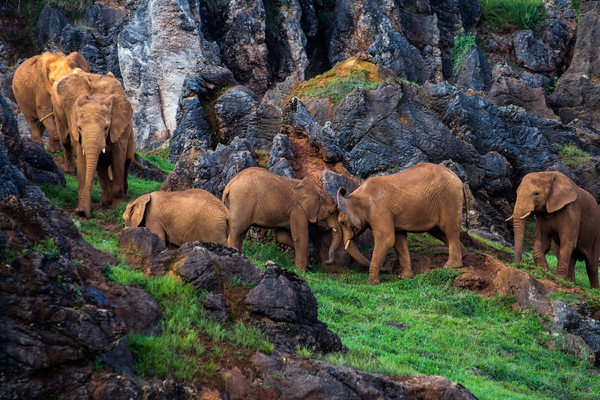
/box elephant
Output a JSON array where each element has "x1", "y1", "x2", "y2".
[
  {"x1": 123, "y1": 189, "x2": 230, "y2": 246},
  {"x1": 508, "y1": 171, "x2": 600, "y2": 289},
  {"x1": 222, "y1": 167, "x2": 342, "y2": 270},
  {"x1": 337, "y1": 163, "x2": 467, "y2": 285},
  {"x1": 51, "y1": 70, "x2": 135, "y2": 218},
  {"x1": 12, "y1": 52, "x2": 90, "y2": 152}
]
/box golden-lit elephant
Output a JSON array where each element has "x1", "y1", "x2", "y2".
[
  {"x1": 508, "y1": 171, "x2": 600, "y2": 288},
  {"x1": 337, "y1": 163, "x2": 467, "y2": 285},
  {"x1": 51, "y1": 70, "x2": 135, "y2": 218},
  {"x1": 222, "y1": 167, "x2": 342, "y2": 270},
  {"x1": 123, "y1": 189, "x2": 230, "y2": 246},
  {"x1": 12, "y1": 52, "x2": 90, "y2": 152}
]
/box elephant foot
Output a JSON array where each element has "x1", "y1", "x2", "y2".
[
  {"x1": 324, "y1": 258, "x2": 334, "y2": 265},
  {"x1": 398, "y1": 270, "x2": 415, "y2": 280},
  {"x1": 367, "y1": 277, "x2": 380, "y2": 285},
  {"x1": 443, "y1": 261, "x2": 462, "y2": 269},
  {"x1": 47, "y1": 140, "x2": 61, "y2": 153},
  {"x1": 100, "y1": 196, "x2": 113, "y2": 206},
  {"x1": 63, "y1": 163, "x2": 76, "y2": 174}
]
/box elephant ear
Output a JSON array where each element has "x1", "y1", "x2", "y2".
[
  {"x1": 295, "y1": 177, "x2": 321, "y2": 223},
  {"x1": 547, "y1": 174, "x2": 578, "y2": 213},
  {"x1": 105, "y1": 93, "x2": 133, "y2": 143},
  {"x1": 66, "y1": 52, "x2": 90, "y2": 72},
  {"x1": 123, "y1": 194, "x2": 151, "y2": 227},
  {"x1": 41, "y1": 52, "x2": 65, "y2": 94},
  {"x1": 337, "y1": 187, "x2": 361, "y2": 228}
]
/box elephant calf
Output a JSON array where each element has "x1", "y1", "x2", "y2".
[
  {"x1": 223, "y1": 167, "x2": 342, "y2": 270},
  {"x1": 337, "y1": 163, "x2": 467, "y2": 285},
  {"x1": 123, "y1": 189, "x2": 230, "y2": 246},
  {"x1": 509, "y1": 171, "x2": 600, "y2": 289}
]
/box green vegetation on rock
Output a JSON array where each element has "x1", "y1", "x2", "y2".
[
  {"x1": 478, "y1": 0, "x2": 547, "y2": 31},
  {"x1": 452, "y1": 28, "x2": 476, "y2": 78},
  {"x1": 557, "y1": 144, "x2": 593, "y2": 170}
]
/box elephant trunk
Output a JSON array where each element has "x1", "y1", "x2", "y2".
[
  {"x1": 325, "y1": 231, "x2": 343, "y2": 265},
  {"x1": 83, "y1": 148, "x2": 101, "y2": 218},
  {"x1": 511, "y1": 201, "x2": 532, "y2": 264},
  {"x1": 346, "y1": 239, "x2": 371, "y2": 267}
]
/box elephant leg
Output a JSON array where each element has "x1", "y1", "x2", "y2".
[
  {"x1": 97, "y1": 161, "x2": 112, "y2": 205},
  {"x1": 290, "y1": 210, "x2": 310, "y2": 270},
  {"x1": 585, "y1": 255, "x2": 600, "y2": 289},
  {"x1": 276, "y1": 229, "x2": 295, "y2": 249},
  {"x1": 430, "y1": 228, "x2": 463, "y2": 269},
  {"x1": 63, "y1": 139, "x2": 76, "y2": 174},
  {"x1": 567, "y1": 256, "x2": 577, "y2": 283},
  {"x1": 110, "y1": 156, "x2": 126, "y2": 200},
  {"x1": 227, "y1": 214, "x2": 251, "y2": 251},
  {"x1": 41, "y1": 116, "x2": 61, "y2": 153},
  {"x1": 368, "y1": 227, "x2": 395, "y2": 285},
  {"x1": 146, "y1": 219, "x2": 167, "y2": 243},
  {"x1": 394, "y1": 231, "x2": 414, "y2": 279},
  {"x1": 556, "y1": 240, "x2": 576, "y2": 281},
  {"x1": 27, "y1": 119, "x2": 44, "y2": 146},
  {"x1": 532, "y1": 232, "x2": 551, "y2": 270}
]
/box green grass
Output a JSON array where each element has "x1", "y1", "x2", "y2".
[
  {"x1": 478, "y1": 0, "x2": 547, "y2": 31},
  {"x1": 242, "y1": 235, "x2": 600, "y2": 400},
  {"x1": 557, "y1": 144, "x2": 593, "y2": 170},
  {"x1": 32, "y1": 236, "x2": 60, "y2": 259},
  {"x1": 452, "y1": 28, "x2": 476, "y2": 78}
]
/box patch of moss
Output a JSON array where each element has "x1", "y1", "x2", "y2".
[{"x1": 557, "y1": 144, "x2": 593, "y2": 170}]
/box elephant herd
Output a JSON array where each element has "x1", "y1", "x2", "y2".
[{"x1": 12, "y1": 52, "x2": 600, "y2": 289}]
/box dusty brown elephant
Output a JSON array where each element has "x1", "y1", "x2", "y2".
[
  {"x1": 12, "y1": 52, "x2": 90, "y2": 152},
  {"x1": 337, "y1": 163, "x2": 467, "y2": 285},
  {"x1": 222, "y1": 167, "x2": 342, "y2": 270},
  {"x1": 123, "y1": 189, "x2": 230, "y2": 246},
  {"x1": 508, "y1": 171, "x2": 600, "y2": 288},
  {"x1": 51, "y1": 70, "x2": 135, "y2": 218}
]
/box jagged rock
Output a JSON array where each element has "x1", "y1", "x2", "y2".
[
  {"x1": 552, "y1": 301, "x2": 600, "y2": 367},
  {"x1": 250, "y1": 352, "x2": 478, "y2": 399},
  {"x1": 215, "y1": 86, "x2": 259, "y2": 145},
  {"x1": 245, "y1": 77, "x2": 298, "y2": 150},
  {"x1": 0, "y1": 101, "x2": 27, "y2": 199},
  {"x1": 454, "y1": 45, "x2": 492, "y2": 93},
  {"x1": 162, "y1": 137, "x2": 258, "y2": 198},
  {"x1": 81, "y1": 4, "x2": 127, "y2": 36},
  {"x1": 368, "y1": 28, "x2": 428, "y2": 85},
  {"x1": 118, "y1": 0, "x2": 213, "y2": 149},
  {"x1": 334, "y1": 81, "x2": 468, "y2": 177},
  {"x1": 203, "y1": 293, "x2": 231, "y2": 323},
  {"x1": 128, "y1": 155, "x2": 166, "y2": 182},
  {"x1": 247, "y1": 262, "x2": 318, "y2": 324},
  {"x1": 547, "y1": 332, "x2": 596, "y2": 364},
  {"x1": 285, "y1": 97, "x2": 344, "y2": 162},
  {"x1": 35, "y1": 6, "x2": 69, "y2": 52},
  {"x1": 549, "y1": 2, "x2": 600, "y2": 126},
  {"x1": 268, "y1": 133, "x2": 297, "y2": 178},
  {"x1": 278, "y1": 0, "x2": 309, "y2": 82},
  {"x1": 118, "y1": 227, "x2": 167, "y2": 273},
  {"x1": 320, "y1": 170, "x2": 360, "y2": 199},
  {"x1": 513, "y1": 30, "x2": 556, "y2": 73},
  {"x1": 493, "y1": 266, "x2": 552, "y2": 314},
  {"x1": 520, "y1": 71, "x2": 551, "y2": 89},
  {"x1": 488, "y1": 77, "x2": 559, "y2": 121},
  {"x1": 1, "y1": 93, "x2": 65, "y2": 188},
  {"x1": 60, "y1": 25, "x2": 108, "y2": 74},
  {"x1": 179, "y1": 246, "x2": 222, "y2": 292}
]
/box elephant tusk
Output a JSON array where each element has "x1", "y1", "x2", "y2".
[
  {"x1": 345, "y1": 240, "x2": 350, "y2": 250},
  {"x1": 505, "y1": 215, "x2": 514, "y2": 222},
  {"x1": 102, "y1": 147, "x2": 106, "y2": 153},
  {"x1": 332, "y1": 228, "x2": 337, "y2": 233},
  {"x1": 82, "y1": 149, "x2": 85, "y2": 155},
  {"x1": 520, "y1": 211, "x2": 532, "y2": 219}
]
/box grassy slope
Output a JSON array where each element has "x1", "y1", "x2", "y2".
[{"x1": 41, "y1": 152, "x2": 600, "y2": 400}]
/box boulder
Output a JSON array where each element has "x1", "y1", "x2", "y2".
[
  {"x1": 81, "y1": 4, "x2": 127, "y2": 36},
  {"x1": 162, "y1": 137, "x2": 258, "y2": 198},
  {"x1": 268, "y1": 134, "x2": 298, "y2": 178},
  {"x1": 549, "y1": 2, "x2": 600, "y2": 126},
  {"x1": 320, "y1": 169, "x2": 360, "y2": 199},
  {"x1": 118, "y1": 0, "x2": 215, "y2": 149},
  {"x1": 493, "y1": 266, "x2": 552, "y2": 314},
  {"x1": 128, "y1": 154, "x2": 166, "y2": 182},
  {"x1": 552, "y1": 301, "x2": 600, "y2": 367},
  {"x1": 60, "y1": 25, "x2": 108, "y2": 74},
  {"x1": 513, "y1": 30, "x2": 556, "y2": 73},
  {"x1": 215, "y1": 86, "x2": 259, "y2": 145},
  {"x1": 454, "y1": 45, "x2": 492, "y2": 93},
  {"x1": 35, "y1": 6, "x2": 69, "y2": 52},
  {"x1": 488, "y1": 77, "x2": 559, "y2": 121}
]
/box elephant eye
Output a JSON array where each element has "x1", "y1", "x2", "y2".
[{"x1": 534, "y1": 192, "x2": 539, "y2": 196}]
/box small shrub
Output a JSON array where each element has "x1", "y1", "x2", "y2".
[
  {"x1": 479, "y1": 0, "x2": 547, "y2": 31},
  {"x1": 545, "y1": 76, "x2": 558, "y2": 96},
  {"x1": 33, "y1": 237, "x2": 60, "y2": 260},
  {"x1": 557, "y1": 144, "x2": 593, "y2": 169},
  {"x1": 296, "y1": 345, "x2": 314, "y2": 358},
  {"x1": 452, "y1": 28, "x2": 476, "y2": 78}
]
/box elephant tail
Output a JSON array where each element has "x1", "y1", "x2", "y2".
[
  {"x1": 462, "y1": 186, "x2": 469, "y2": 231},
  {"x1": 222, "y1": 187, "x2": 230, "y2": 208}
]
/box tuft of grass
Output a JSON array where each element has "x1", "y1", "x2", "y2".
[
  {"x1": 140, "y1": 149, "x2": 175, "y2": 174},
  {"x1": 478, "y1": 0, "x2": 547, "y2": 31},
  {"x1": 557, "y1": 144, "x2": 593, "y2": 170},
  {"x1": 293, "y1": 56, "x2": 389, "y2": 105},
  {"x1": 296, "y1": 345, "x2": 314, "y2": 358},
  {"x1": 33, "y1": 237, "x2": 60, "y2": 259},
  {"x1": 452, "y1": 28, "x2": 476, "y2": 78}
]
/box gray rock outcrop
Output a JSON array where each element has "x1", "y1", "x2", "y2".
[
  {"x1": 454, "y1": 45, "x2": 492, "y2": 93},
  {"x1": 35, "y1": 6, "x2": 69, "y2": 52},
  {"x1": 488, "y1": 77, "x2": 559, "y2": 121}
]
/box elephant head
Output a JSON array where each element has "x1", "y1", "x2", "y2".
[
  {"x1": 337, "y1": 187, "x2": 371, "y2": 267},
  {"x1": 52, "y1": 71, "x2": 133, "y2": 217},
  {"x1": 41, "y1": 52, "x2": 90, "y2": 94},
  {"x1": 123, "y1": 194, "x2": 151, "y2": 227},
  {"x1": 294, "y1": 177, "x2": 342, "y2": 264},
  {"x1": 509, "y1": 172, "x2": 578, "y2": 264}
]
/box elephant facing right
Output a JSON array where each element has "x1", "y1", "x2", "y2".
[{"x1": 509, "y1": 171, "x2": 600, "y2": 289}]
